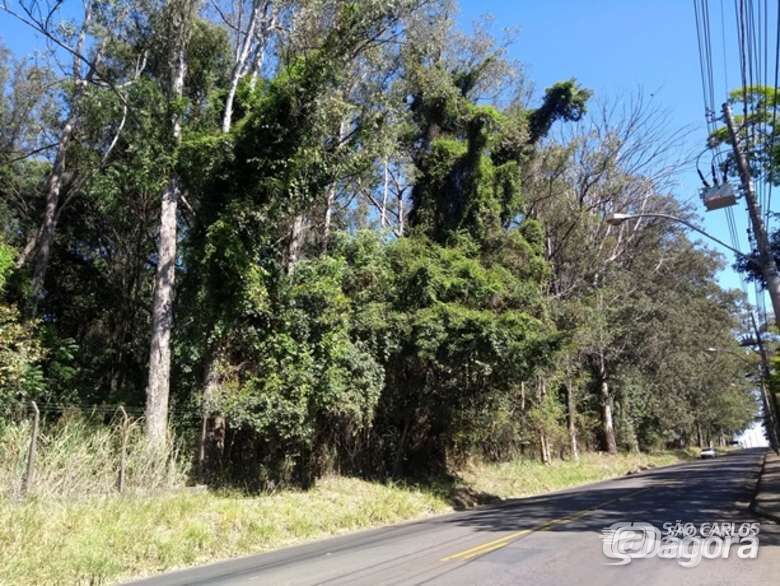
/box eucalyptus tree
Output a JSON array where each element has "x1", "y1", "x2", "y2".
[
  {"x1": 210, "y1": 0, "x2": 282, "y2": 133},
  {"x1": 0, "y1": 48, "x2": 56, "y2": 250},
  {"x1": 526, "y1": 94, "x2": 694, "y2": 453},
  {"x1": 1, "y1": 0, "x2": 146, "y2": 316}
]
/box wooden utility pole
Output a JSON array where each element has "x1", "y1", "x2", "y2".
[
  {"x1": 723, "y1": 102, "x2": 780, "y2": 450},
  {"x1": 722, "y1": 102, "x2": 780, "y2": 329}
]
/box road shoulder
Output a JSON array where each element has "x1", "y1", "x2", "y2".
[{"x1": 752, "y1": 450, "x2": 780, "y2": 524}]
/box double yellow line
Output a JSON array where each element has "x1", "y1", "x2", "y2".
[{"x1": 441, "y1": 486, "x2": 653, "y2": 562}]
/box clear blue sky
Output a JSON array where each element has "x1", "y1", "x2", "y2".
[{"x1": 0, "y1": 0, "x2": 771, "y2": 305}]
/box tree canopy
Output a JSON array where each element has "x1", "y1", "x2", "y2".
[{"x1": 0, "y1": 0, "x2": 756, "y2": 486}]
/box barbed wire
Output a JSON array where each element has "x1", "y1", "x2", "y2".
[{"x1": 11, "y1": 402, "x2": 200, "y2": 418}]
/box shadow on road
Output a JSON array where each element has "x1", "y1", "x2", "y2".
[{"x1": 436, "y1": 448, "x2": 780, "y2": 547}]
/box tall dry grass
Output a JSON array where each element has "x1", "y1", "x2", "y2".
[{"x1": 0, "y1": 413, "x2": 190, "y2": 501}]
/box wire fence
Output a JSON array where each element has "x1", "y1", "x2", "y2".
[
  {"x1": 6, "y1": 400, "x2": 200, "y2": 424},
  {"x1": 2, "y1": 401, "x2": 191, "y2": 501}
]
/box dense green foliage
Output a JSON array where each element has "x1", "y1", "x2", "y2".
[{"x1": 0, "y1": 0, "x2": 756, "y2": 488}]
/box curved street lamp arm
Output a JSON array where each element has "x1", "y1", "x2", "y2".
[{"x1": 614, "y1": 212, "x2": 749, "y2": 258}]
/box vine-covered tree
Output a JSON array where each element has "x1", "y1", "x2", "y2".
[{"x1": 0, "y1": 0, "x2": 757, "y2": 487}]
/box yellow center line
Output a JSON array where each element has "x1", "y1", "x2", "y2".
[{"x1": 440, "y1": 486, "x2": 653, "y2": 562}]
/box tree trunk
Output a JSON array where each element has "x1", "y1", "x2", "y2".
[
  {"x1": 539, "y1": 431, "x2": 550, "y2": 465},
  {"x1": 287, "y1": 214, "x2": 305, "y2": 273},
  {"x1": 322, "y1": 117, "x2": 350, "y2": 251},
  {"x1": 145, "y1": 177, "x2": 179, "y2": 445},
  {"x1": 26, "y1": 117, "x2": 74, "y2": 315},
  {"x1": 222, "y1": 0, "x2": 265, "y2": 133},
  {"x1": 22, "y1": 0, "x2": 95, "y2": 315},
  {"x1": 566, "y1": 381, "x2": 579, "y2": 461},
  {"x1": 145, "y1": 0, "x2": 192, "y2": 446},
  {"x1": 397, "y1": 191, "x2": 404, "y2": 236},
  {"x1": 247, "y1": 7, "x2": 274, "y2": 91},
  {"x1": 600, "y1": 378, "x2": 617, "y2": 454},
  {"x1": 597, "y1": 351, "x2": 617, "y2": 455},
  {"x1": 537, "y1": 376, "x2": 551, "y2": 464},
  {"x1": 380, "y1": 158, "x2": 389, "y2": 228},
  {"x1": 199, "y1": 0, "x2": 271, "y2": 461},
  {"x1": 200, "y1": 0, "x2": 262, "y2": 443},
  {"x1": 323, "y1": 185, "x2": 336, "y2": 251},
  {"x1": 199, "y1": 355, "x2": 226, "y2": 479},
  {"x1": 14, "y1": 229, "x2": 40, "y2": 271}
]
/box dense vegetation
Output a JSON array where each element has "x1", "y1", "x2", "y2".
[{"x1": 0, "y1": 0, "x2": 756, "y2": 490}]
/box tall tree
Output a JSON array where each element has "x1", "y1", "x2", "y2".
[
  {"x1": 1, "y1": 0, "x2": 139, "y2": 315},
  {"x1": 145, "y1": 0, "x2": 199, "y2": 446}
]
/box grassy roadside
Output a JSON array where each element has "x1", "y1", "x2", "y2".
[
  {"x1": 0, "y1": 451, "x2": 693, "y2": 585},
  {"x1": 458, "y1": 450, "x2": 697, "y2": 499}
]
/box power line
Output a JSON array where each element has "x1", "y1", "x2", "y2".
[
  {"x1": 722, "y1": 0, "x2": 731, "y2": 95},
  {"x1": 765, "y1": 0, "x2": 780, "y2": 225},
  {"x1": 696, "y1": 0, "x2": 718, "y2": 129},
  {"x1": 695, "y1": 0, "x2": 777, "y2": 329}
]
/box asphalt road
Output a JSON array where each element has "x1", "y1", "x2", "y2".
[{"x1": 132, "y1": 448, "x2": 780, "y2": 586}]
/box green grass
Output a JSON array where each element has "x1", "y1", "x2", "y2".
[
  {"x1": 0, "y1": 450, "x2": 693, "y2": 585},
  {"x1": 458, "y1": 451, "x2": 692, "y2": 499},
  {"x1": 0, "y1": 477, "x2": 451, "y2": 585}
]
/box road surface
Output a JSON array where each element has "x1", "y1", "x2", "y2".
[{"x1": 131, "y1": 448, "x2": 780, "y2": 586}]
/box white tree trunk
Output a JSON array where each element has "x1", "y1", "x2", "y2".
[
  {"x1": 222, "y1": 0, "x2": 264, "y2": 133},
  {"x1": 145, "y1": 177, "x2": 179, "y2": 445},
  {"x1": 21, "y1": 2, "x2": 94, "y2": 315},
  {"x1": 520, "y1": 380, "x2": 525, "y2": 411},
  {"x1": 202, "y1": 0, "x2": 271, "y2": 442},
  {"x1": 539, "y1": 428, "x2": 552, "y2": 465},
  {"x1": 566, "y1": 381, "x2": 579, "y2": 461},
  {"x1": 287, "y1": 214, "x2": 305, "y2": 273},
  {"x1": 247, "y1": 5, "x2": 275, "y2": 91},
  {"x1": 322, "y1": 117, "x2": 350, "y2": 250},
  {"x1": 380, "y1": 158, "x2": 389, "y2": 228},
  {"x1": 323, "y1": 186, "x2": 336, "y2": 250},
  {"x1": 600, "y1": 376, "x2": 617, "y2": 454},
  {"x1": 145, "y1": 0, "x2": 191, "y2": 446},
  {"x1": 397, "y1": 192, "x2": 405, "y2": 236}
]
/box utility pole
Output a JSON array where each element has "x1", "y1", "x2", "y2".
[
  {"x1": 723, "y1": 102, "x2": 780, "y2": 330},
  {"x1": 749, "y1": 312, "x2": 780, "y2": 452},
  {"x1": 722, "y1": 101, "x2": 780, "y2": 450}
]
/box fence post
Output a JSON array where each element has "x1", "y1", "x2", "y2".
[
  {"x1": 198, "y1": 411, "x2": 207, "y2": 477},
  {"x1": 117, "y1": 406, "x2": 129, "y2": 493},
  {"x1": 21, "y1": 401, "x2": 39, "y2": 497}
]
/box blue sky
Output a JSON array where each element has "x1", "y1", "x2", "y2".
[{"x1": 0, "y1": 0, "x2": 771, "y2": 305}]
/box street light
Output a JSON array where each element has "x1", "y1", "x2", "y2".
[
  {"x1": 604, "y1": 212, "x2": 748, "y2": 258},
  {"x1": 705, "y1": 347, "x2": 755, "y2": 362}
]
